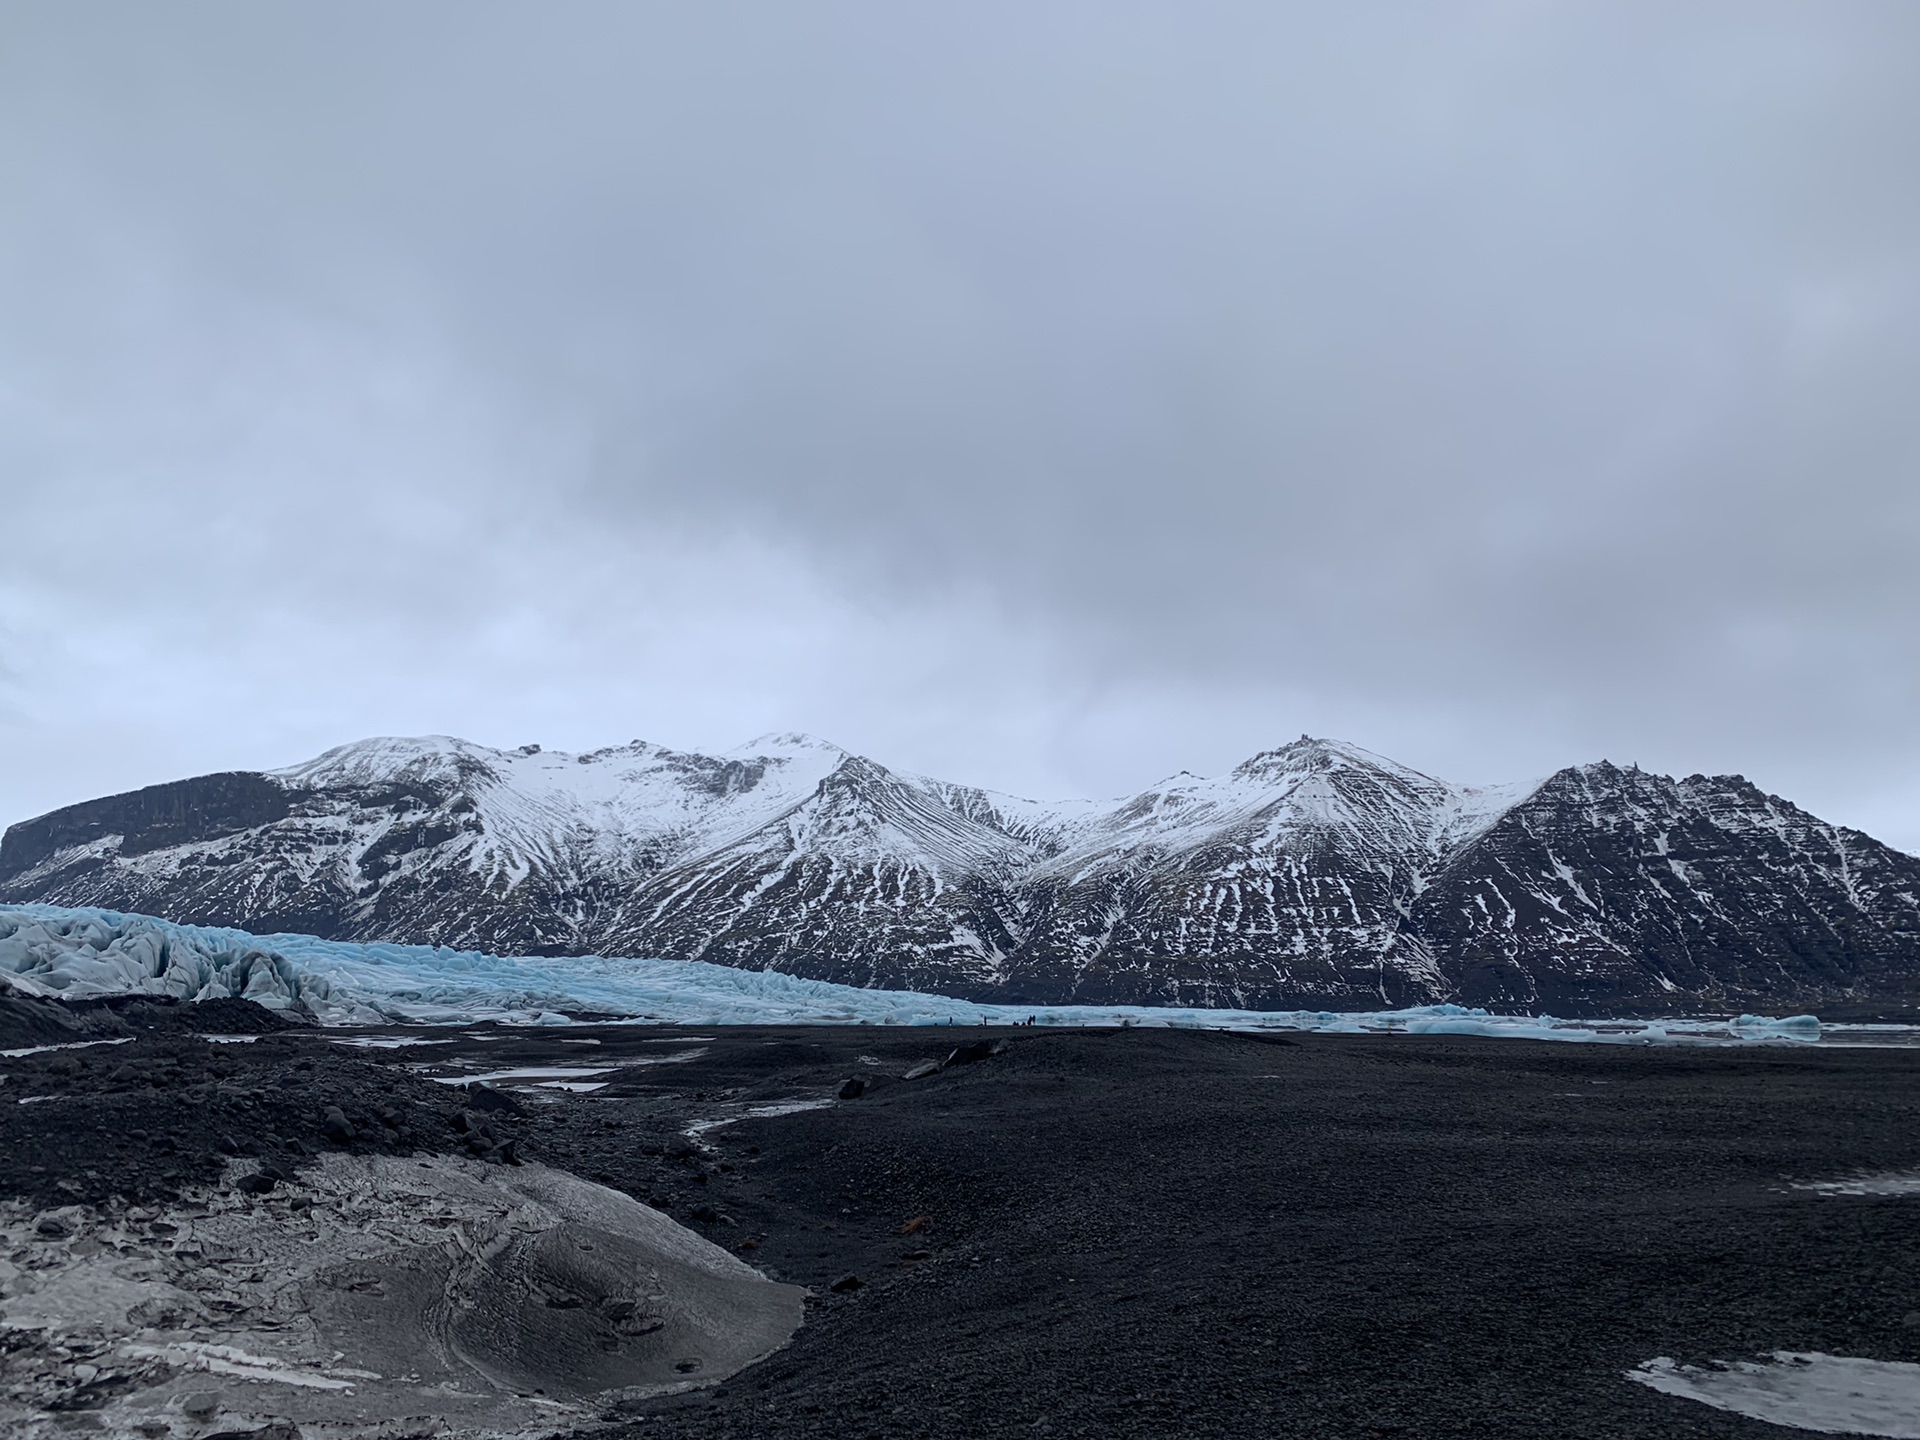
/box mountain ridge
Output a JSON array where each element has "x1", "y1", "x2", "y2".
[{"x1": 4, "y1": 733, "x2": 1918, "y2": 1016}]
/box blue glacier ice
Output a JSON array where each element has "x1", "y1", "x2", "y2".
[{"x1": 0, "y1": 903, "x2": 1832, "y2": 1042}]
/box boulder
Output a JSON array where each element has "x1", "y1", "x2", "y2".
[{"x1": 466, "y1": 1082, "x2": 523, "y2": 1115}]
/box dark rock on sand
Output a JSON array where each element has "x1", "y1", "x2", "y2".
[
  {"x1": 943, "y1": 1038, "x2": 1006, "y2": 1067},
  {"x1": 466, "y1": 1080, "x2": 524, "y2": 1114}
]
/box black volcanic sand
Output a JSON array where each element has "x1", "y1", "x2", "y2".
[{"x1": 9, "y1": 1014, "x2": 1920, "y2": 1438}]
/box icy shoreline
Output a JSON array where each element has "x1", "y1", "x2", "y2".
[{"x1": 0, "y1": 903, "x2": 1842, "y2": 1044}]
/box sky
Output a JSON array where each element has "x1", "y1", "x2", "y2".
[{"x1": 2, "y1": 2, "x2": 1918, "y2": 849}]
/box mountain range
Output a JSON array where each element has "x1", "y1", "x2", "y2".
[{"x1": 4, "y1": 733, "x2": 1918, "y2": 1016}]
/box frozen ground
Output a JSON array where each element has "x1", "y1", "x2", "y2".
[{"x1": 0, "y1": 904, "x2": 1846, "y2": 1044}]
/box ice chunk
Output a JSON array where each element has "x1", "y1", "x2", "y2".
[{"x1": 1731, "y1": 1013, "x2": 1822, "y2": 1040}]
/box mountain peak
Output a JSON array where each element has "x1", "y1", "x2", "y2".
[
  {"x1": 273, "y1": 734, "x2": 500, "y2": 787},
  {"x1": 726, "y1": 732, "x2": 847, "y2": 759},
  {"x1": 1231, "y1": 735, "x2": 1405, "y2": 779}
]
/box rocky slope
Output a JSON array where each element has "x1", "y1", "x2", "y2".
[{"x1": 4, "y1": 733, "x2": 1918, "y2": 1014}]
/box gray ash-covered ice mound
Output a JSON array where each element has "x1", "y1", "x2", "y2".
[{"x1": 0, "y1": 1153, "x2": 804, "y2": 1440}]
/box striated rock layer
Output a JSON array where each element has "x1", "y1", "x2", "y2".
[{"x1": 4, "y1": 734, "x2": 1918, "y2": 1015}]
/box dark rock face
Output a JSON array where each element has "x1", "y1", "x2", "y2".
[
  {"x1": 1404, "y1": 764, "x2": 1920, "y2": 1015},
  {"x1": 0, "y1": 772, "x2": 292, "y2": 871},
  {"x1": 4, "y1": 734, "x2": 1919, "y2": 1015}
]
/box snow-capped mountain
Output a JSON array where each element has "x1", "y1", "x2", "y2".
[{"x1": 4, "y1": 733, "x2": 1918, "y2": 1015}]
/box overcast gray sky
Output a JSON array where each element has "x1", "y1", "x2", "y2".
[{"x1": 2, "y1": 2, "x2": 1918, "y2": 848}]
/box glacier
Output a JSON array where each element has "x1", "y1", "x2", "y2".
[{"x1": 0, "y1": 903, "x2": 1843, "y2": 1044}]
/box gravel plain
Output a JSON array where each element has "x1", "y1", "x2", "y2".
[{"x1": 6, "y1": 998, "x2": 1920, "y2": 1438}]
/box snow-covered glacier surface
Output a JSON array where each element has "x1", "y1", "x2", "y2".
[{"x1": 0, "y1": 904, "x2": 1834, "y2": 1042}]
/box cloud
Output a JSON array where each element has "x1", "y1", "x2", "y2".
[{"x1": 1, "y1": 2, "x2": 1917, "y2": 848}]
